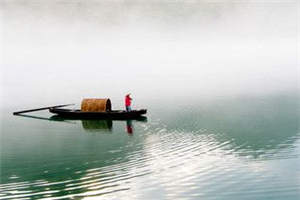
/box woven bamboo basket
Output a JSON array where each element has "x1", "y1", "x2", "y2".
[{"x1": 81, "y1": 98, "x2": 112, "y2": 112}]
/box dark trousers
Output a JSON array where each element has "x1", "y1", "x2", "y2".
[{"x1": 126, "y1": 106, "x2": 131, "y2": 111}]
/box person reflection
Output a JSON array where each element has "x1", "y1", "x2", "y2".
[{"x1": 126, "y1": 120, "x2": 133, "y2": 134}]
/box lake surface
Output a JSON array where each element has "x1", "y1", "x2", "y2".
[
  {"x1": 1, "y1": 1, "x2": 299, "y2": 199},
  {"x1": 1, "y1": 93, "x2": 299, "y2": 200}
]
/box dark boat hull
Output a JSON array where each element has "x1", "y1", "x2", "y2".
[{"x1": 49, "y1": 108, "x2": 147, "y2": 119}]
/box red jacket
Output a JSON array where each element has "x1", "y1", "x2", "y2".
[{"x1": 125, "y1": 95, "x2": 132, "y2": 106}]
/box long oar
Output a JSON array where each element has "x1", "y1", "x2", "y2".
[{"x1": 13, "y1": 104, "x2": 74, "y2": 115}]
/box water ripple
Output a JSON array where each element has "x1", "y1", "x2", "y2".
[{"x1": 1, "y1": 119, "x2": 299, "y2": 199}]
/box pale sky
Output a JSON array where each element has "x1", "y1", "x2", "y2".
[{"x1": 1, "y1": 0, "x2": 299, "y2": 108}]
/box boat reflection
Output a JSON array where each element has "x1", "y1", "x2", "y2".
[
  {"x1": 81, "y1": 120, "x2": 113, "y2": 132},
  {"x1": 15, "y1": 114, "x2": 76, "y2": 124},
  {"x1": 54, "y1": 116, "x2": 147, "y2": 133},
  {"x1": 15, "y1": 114, "x2": 147, "y2": 134}
]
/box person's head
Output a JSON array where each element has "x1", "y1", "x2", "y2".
[{"x1": 126, "y1": 93, "x2": 131, "y2": 97}]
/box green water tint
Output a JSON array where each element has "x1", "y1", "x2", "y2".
[
  {"x1": 0, "y1": 94, "x2": 299, "y2": 199},
  {"x1": 153, "y1": 95, "x2": 299, "y2": 159}
]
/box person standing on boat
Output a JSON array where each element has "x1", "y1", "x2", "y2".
[{"x1": 125, "y1": 94, "x2": 132, "y2": 112}]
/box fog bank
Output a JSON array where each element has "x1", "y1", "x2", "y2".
[{"x1": 1, "y1": 0, "x2": 299, "y2": 108}]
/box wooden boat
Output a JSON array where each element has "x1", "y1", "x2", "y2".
[
  {"x1": 49, "y1": 108, "x2": 147, "y2": 119},
  {"x1": 13, "y1": 98, "x2": 147, "y2": 120}
]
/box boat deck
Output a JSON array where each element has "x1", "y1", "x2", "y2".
[{"x1": 49, "y1": 108, "x2": 147, "y2": 119}]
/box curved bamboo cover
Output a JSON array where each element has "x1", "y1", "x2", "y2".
[{"x1": 81, "y1": 98, "x2": 112, "y2": 112}]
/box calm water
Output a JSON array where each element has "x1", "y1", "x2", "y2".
[
  {"x1": 1, "y1": 94, "x2": 299, "y2": 200},
  {"x1": 1, "y1": 1, "x2": 299, "y2": 199}
]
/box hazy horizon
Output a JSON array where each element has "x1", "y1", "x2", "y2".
[{"x1": 1, "y1": 0, "x2": 299, "y2": 109}]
